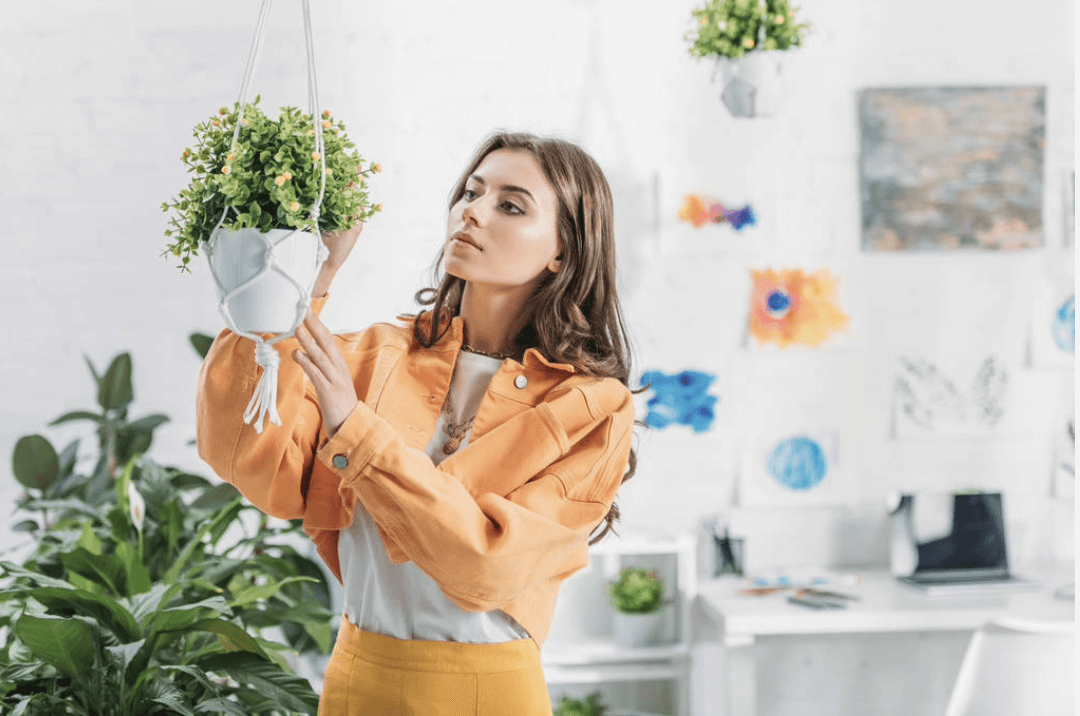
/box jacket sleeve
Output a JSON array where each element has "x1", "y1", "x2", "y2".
[
  {"x1": 195, "y1": 297, "x2": 331, "y2": 520},
  {"x1": 316, "y1": 380, "x2": 635, "y2": 612}
]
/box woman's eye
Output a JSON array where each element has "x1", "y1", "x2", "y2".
[
  {"x1": 462, "y1": 189, "x2": 478, "y2": 200},
  {"x1": 502, "y1": 201, "x2": 524, "y2": 215}
]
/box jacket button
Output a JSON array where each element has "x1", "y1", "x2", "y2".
[
  {"x1": 332, "y1": 454, "x2": 349, "y2": 469},
  {"x1": 514, "y1": 375, "x2": 528, "y2": 389}
]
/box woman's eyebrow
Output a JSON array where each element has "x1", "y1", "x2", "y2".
[{"x1": 468, "y1": 174, "x2": 536, "y2": 203}]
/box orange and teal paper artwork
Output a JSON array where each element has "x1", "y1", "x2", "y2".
[{"x1": 749, "y1": 269, "x2": 851, "y2": 348}]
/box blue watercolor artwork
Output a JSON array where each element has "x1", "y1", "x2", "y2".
[
  {"x1": 1053, "y1": 295, "x2": 1075, "y2": 353},
  {"x1": 767, "y1": 436, "x2": 828, "y2": 492},
  {"x1": 639, "y1": 369, "x2": 718, "y2": 433}
]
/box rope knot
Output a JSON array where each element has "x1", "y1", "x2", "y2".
[{"x1": 254, "y1": 341, "x2": 281, "y2": 370}]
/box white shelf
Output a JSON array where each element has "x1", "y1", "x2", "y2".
[
  {"x1": 544, "y1": 661, "x2": 690, "y2": 685},
  {"x1": 543, "y1": 637, "x2": 691, "y2": 666}
]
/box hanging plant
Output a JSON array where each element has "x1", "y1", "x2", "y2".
[
  {"x1": 686, "y1": 0, "x2": 811, "y2": 60},
  {"x1": 161, "y1": 96, "x2": 381, "y2": 273}
]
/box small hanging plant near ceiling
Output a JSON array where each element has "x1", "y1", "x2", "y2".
[{"x1": 685, "y1": 0, "x2": 812, "y2": 118}]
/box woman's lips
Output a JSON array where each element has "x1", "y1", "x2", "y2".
[{"x1": 451, "y1": 231, "x2": 481, "y2": 249}]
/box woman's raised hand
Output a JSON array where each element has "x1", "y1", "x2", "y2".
[
  {"x1": 293, "y1": 307, "x2": 359, "y2": 437},
  {"x1": 312, "y1": 221, "x2": 364, "y2": 297}
]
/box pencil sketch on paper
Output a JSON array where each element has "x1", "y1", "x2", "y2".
[{"x1": 893, "y1": 356, "x2": 1009, "y2": 436}]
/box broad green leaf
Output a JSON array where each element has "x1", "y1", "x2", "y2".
[
  {"x1": 12, "y1": 520, "x2": 38, "y2": 533},
  {"x1": 190, "y1": 332, "x2": 214, "y2": 360},
  {"x1": 48, "y1": 410, "x2": 104, "y2": 426},
  {"x1": 197, "y1": 652, "x2": 319, "y2": 714},
  {"x1": 27, "y1": 587, "x2": 141, "y2": 642},
  {"x1": 56, "y1": 439, "x2": 80, "y2": 477},
  {"x1": 170, "y1": 472, "x2": 213, "y2": 491},
  {"x1": 115, "y1": 541, "x2": 152, "y2": 596},
  {"x1": 187, "y1": 618, "x2": 268, "y2": 657},
  {"x1": 15, "y1": 614, "x2": 96, "y2": 679},
  {"x1": 125, "y1": 414, "x2": 170, "y2": 434},
  {"x1": 149, "y1": 595, "x2": 232, "y2": 633},
  {"x1": 194, "y1": 697, "x2": 247, "y2": 715},
  {"x1": 98, "y1": 352, "x2": 133, "y2": 410},
  {"x1": 189, "y1": 482, "x2": 241, "y2": 512},
  {"x1": 12, "y1": 435, "x2": 59, "y2": 491},
  {"x1": 78, "y1": 521, "x2": 103, "y2": 555},
  {"x1": 129, "y1": 582, "x2": 182, "y2": 626},
  {"x1": 60, "y1": 547, "x2": 125, "y2": 595},
  {"x1": 0, "y1": 561, "x2": 76, "y2": 590},
  {"x1": 106, "y1": 638, "x2": 146, "y2": 671},
  {"x1": 230, "y1": 576, "x2": 318, "y2": 608}
]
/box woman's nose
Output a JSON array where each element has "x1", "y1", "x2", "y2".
[{"x1": 461, "y1": 195, "x2": 488, "y2": 226}]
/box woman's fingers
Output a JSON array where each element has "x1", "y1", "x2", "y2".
[{"x1": 303, "y1": 310, "x2": 349, "y2": 373}]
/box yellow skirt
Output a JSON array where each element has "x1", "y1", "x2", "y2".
[{"x1": 318, "y1": 616, "x2": 553, "y2": 715}]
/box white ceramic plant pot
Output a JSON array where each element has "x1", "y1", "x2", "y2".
[
  {"x1": 713, "y1": 49, "x2": 788, "y2": 118},
  {"x1": 207, "y1": 227, "x2": 321, "y2": 334},
  {"x1": 612, "y1": 609, "x2": 665, "y2": 649}
]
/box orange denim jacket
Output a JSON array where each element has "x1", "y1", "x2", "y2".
[{"x1": 195, "y1": 297, "x2": 635, "y2": 650}]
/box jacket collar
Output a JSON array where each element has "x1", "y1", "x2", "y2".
[{"x1": 404, "y1": 310, "x2": 577, "y2": 374}]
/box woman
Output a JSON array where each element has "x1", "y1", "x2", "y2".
[{"x1": 197, "y1": 131, "x2": 638, "y2": 715}]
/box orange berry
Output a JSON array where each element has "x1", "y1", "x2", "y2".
[
  {"x1": 226, "y1": 152, "x2": 235, "y2": 161},
  {"x1": 373, "y1": 163, "x2": 382, "y2": 173},
  {"x1": 222, "y1": 165, "x2": 231, "y2": 174},
  {"x1": 219, "y1": 107, "x2": 227, "y2": 115},
  {"x1": 211, "y1": 119, "x2": 221, "y2": 127},
  {"x1": 283, "y1": 171, "x2": 292, "y2": 180},
  {"x1": 289, "y1": 201, "x2": 300, "y2": 212},
  {"x1": 322, "y1": 109, "x2": 331, "y2": 118},
  {"x1": 325, "y1": 168, "x2": 333, "y2": 176},
  {"x1": 275, "y1": 175, "x2": 286, "y2": 186},
  {"x1": 312, "y1": 152, "x2": 321, "y2": 161},
  {"x1": 374, "y1": 204, "x2": 383, "y2": 212},
  {"x1": 322, "y1": 120, "x2": 332, "y2": 129}
]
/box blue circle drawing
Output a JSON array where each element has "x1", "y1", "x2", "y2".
[
  {"x1": 1053, "y1": 295, "x2": 1075, "y2": 353},
  {"x1": 765, "y1": 289, "x2": 792, "y2": 319},
  {"x1": 767, "y1": 437, "x2": 828, "y2": 492}
]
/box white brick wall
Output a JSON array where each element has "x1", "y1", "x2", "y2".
[{"x1": 1, "y1": 2, "x2": 1074, "y2": 714}]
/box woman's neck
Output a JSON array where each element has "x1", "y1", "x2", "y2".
[{"x1": 457, "y1": 281, "x2": 530, "y2": 356}]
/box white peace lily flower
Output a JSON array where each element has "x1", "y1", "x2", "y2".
[{"x1": 128, "y1": 481, "x2": 146, "y2": 533}]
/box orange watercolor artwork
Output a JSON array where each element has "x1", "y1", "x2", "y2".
[{"x1": 749, "y1": 269, "x2": 851, "y2": 348}]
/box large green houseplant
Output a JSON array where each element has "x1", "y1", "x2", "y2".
[
  {"x1": 685, "y1": 0, "x2": 811, "y2": 117},
  {"x1": 1, "y1": 342, "x2": 336, "y2": 714}
]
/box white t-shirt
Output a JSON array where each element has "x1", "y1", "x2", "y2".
[{"x1": 337, "y1": 349, "x2": 531, "y2": 642}]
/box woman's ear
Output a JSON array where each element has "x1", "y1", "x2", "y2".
[{"x1": 547, "y1": 250, "x2": 563, "y2": 274}]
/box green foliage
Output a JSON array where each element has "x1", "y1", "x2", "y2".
[
  {"x1": 607, "y1": 567, "x2": 666, "y2": 614},
  {"x1": 1, "y1": 343, "x2": 336, "y2": 715},
  {"x1": 553, "y1": 691, "x2": 608, "y2": 716},
  {"x1": 161, "y1": 96, "x2": 382, "y2": 272},
  {"x1": 686, "y1": 0, "x2": 811, "y2": 59}
]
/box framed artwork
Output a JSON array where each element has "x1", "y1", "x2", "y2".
[{"x1": 859, "y1": 86, "x2": 1046, "y2": 251}]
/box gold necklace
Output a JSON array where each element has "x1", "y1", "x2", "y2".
[
  {"x1": 461, "y1": 342, "x2": 514, "y2": 361},
  {"x1": 441, "y1": 393, "x2": 476, "y2": 455}
]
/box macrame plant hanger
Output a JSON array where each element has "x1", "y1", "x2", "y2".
[{"x1": 201, "y1": 0, "x2": 329, "y2": 434}]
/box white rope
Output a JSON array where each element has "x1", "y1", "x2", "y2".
[{"x1": 201, "y1": 0, "x2": 329, "y2": 434}]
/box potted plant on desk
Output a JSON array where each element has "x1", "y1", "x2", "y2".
[
  {"x1": 607, "y1": 567, "x2": 672, "y2": 648},
  {"x1": 686, "y1": 0, "x2": 811, "y2": 117}
]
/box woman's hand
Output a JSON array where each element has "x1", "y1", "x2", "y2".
[
  {"x1": 312, "y1": 221, "x2": 364, "y2": 297},
  {"x1": 293, "y1": 308, "x2": 358, "y2": 438}
]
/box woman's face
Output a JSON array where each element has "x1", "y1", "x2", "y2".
[{"x1": 444, "y1": 148, "x2": 562, "y2": 290}]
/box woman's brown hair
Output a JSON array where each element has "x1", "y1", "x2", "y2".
[{"x1": 410, "y1": 131, "x2": 640, "y2": 546}]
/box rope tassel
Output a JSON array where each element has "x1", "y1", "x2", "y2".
[{"x1": 243, "y1": 340, "x2": 283, "y2": 433}]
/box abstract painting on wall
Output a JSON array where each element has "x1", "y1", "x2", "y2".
[
  {"x1": 892, "y1": 355, "x2": 1011, "y2": 438},
  {"x1": 638, "y1": 369, "x2": 719, "y2": 433},
  {"x1": 859, "y1": 86, "x2": 1046, "y2": 251},
  {"x1": 747, "y1": 268, "x2": 851, "y2": 349},
  {"x1": 740, "y1": 429, "x2": 848, "y2": 506}
]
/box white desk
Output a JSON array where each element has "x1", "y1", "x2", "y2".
[{"x1": 694, "y1": 565, "x2": 1074, "y2": 716}]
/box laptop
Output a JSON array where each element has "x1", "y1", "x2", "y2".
[{"x1": 888, "y1": 491, "x2": 1040, "y2": 595}]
